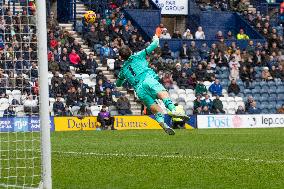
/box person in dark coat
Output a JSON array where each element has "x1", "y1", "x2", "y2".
[
  {"x1": 116, "y1": 95, "x2": 132, "y2": 115},
  {"x1": 212, "y1": 95, "x2": 225, "y2": 114},
  {"x1": 228, "y1": 79, "x2": 240, "y2": 96},
  {"x1": 53, "y1": 96, "x2": 65, "y2": 116},
  {"x1": 3, "y1": 106, "x2": 16, "y2": 117}
]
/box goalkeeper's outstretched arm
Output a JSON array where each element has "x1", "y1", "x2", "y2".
[
  {"x1": 136, "y1": 35, "x2": 159, "y2": 58},
  {"x1": 115, "y1": 73, "x2": 125, "y2": 87}
]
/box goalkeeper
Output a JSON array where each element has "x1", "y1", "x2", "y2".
[{"x1": 116, "y1": 36, "x2": 187, "y2": 135}]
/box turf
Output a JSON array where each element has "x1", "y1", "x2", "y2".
[{"x1": 51, "y1": 129, "x2": 284, "y2": 189}]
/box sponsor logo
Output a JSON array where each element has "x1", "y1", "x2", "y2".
[
  {"x1": 67, "y1": 118, "x2": 97, "y2": 129},
  {"x1": 207, "y1": 116, "x2": 229, "y2": 128},
  {"x1": 232, "y1": 115, "x2": 242, "y2": 128},
  {"x1": 115, "y1": 118, "x2": 147, "y2": 128}
]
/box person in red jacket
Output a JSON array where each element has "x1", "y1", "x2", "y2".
[{"x1": 69, "y1": 49, "x2": 81, "y2": 66}]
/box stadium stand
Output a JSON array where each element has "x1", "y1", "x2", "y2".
[{"x1": 1, "y1": 0, "x2": 284, "y2": 118}]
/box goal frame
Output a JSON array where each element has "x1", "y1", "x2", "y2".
[{"x1": 36, "y1": 0, "x2": 52, "y2": 188}]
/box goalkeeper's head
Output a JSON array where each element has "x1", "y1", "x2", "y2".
[{"x1": 119, "y1": 45, "x2": 132, "y2": 61}]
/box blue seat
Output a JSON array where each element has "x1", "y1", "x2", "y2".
[
  {"x1": 259, "y1": 96, "x2": 268, "y2": 102},
  {"x1": 251, "y1": 89, "x2": 259, "y2": 94},
  {"x1": 268, "y1": 88, "x2": 277, "y2": 94},
  {"x1": 261, "y1": 93, "x2": 269, "y2": 98},
  {"x1": 262, "y1": 109, "x2": 269, "y2": 114},
  {"x1": 253, "y1": 94, "x2": 261, "y2": 100},
  {"x1": 268, "y1": 81, "x2": 276, "y2": 86},
  {"x1": 254, "y1": 86, "x2": 261, "y2": 91},
  {"x1": 260, "y1": 88, "x2": 268, "y2": 94}
]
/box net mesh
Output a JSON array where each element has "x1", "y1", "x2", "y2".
[{"x1": 0, "y1": 0, "x2": 41, "y2": 188}]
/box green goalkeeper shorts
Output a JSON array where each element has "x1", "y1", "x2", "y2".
[{"x1": 136, "y1": 77, "x2": 166, "y2": 109}]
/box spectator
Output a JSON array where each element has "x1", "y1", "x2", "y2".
[
  {"x1": 155, "y1": 23, "x2": 164, "y2": 38},
  {"x1": 162, "y1": 72, "x2": 174, "y2": 90},
  {"x1": 201, "y1": 94, "x2": 213, "y2": 110},
  {"x1": 48, "y1": 56, "x2": 59, "y2": 73},
  {"x1": 262, "y1": 67, "x2": 273, "y2": 81},
  {"x1": 237, "y1": 29, "x2": 249, "y2": 40},
  {"x1": 66, "y1": 87, "x2": 78, "y2": 107},
  {"x1": 69, "y1": 49, "x2": 81, "y2": 66},
  {"x1": 212, "y1": 95, "x2": 225, "y2": 114},
  {"x1": 3, "y1": 106, "x2": 16, "y2": 117},
  {"x1": 177, "y1": 72, "x2": 189, "y2": 89},
  {"x1": 229, "y1": 56, "x2": 240, "y2": 80},
  {"x1": 193, "y1": 106, "x2": 202, "y2": 114},
  {"x1": 116, "y1": 95, "x2": 132, "y2": 115},
  {"x1": 62, "y1": 106, "x2": 73, "y2": 116},
  {"x1": 237, "y1": 0, "x2": 248, "y2": 13},
  {"x1": 59, "y1": 56, "x2": 70, "y2": 74},
  {"x1": 76, "y1": 105, "x2": 92, "y2": 117},
  {"x1": 172, "y1": 30, "x2": 182, "y2": 39},
  {"x1": 240, "y1": 66, "x2": 252, "y2": 88},
  {"x1": 245, "y1": 96, "x2": 254, "y2": 112},
  {"x1": 226, "y1": 31, "x2": 235, "y2": 40},
  {"x1": 102, "y1": 88, "x2": 114, "y2": 106},
  {"x1": 247, "y1": 101, "x2": 261, "y2": 114},
  {"x1": 188, "y1": 73, "x2": 197, "y2": 89},
  {"x1": 97, "y1": 105, "x2": 114, "y2": 130},
  {"x1": 236, "y1": 105, "x2": 246, "y2": 114},
  {"x1": 201, "y1": 105, "x2": 210, "y2": 115},
  {"x1": 195, "y1": 64, "x2": 206, "y2": 81},
  {"x1": 182, "y1": 29, "x2": 193, "y2": 39},
  {"x1": 180, "y1": 43, "x2": 189, "y2": 59},
  {"x1": 195, "y1": 26, "x2": 205, "y2": 39},
  {"x1": 161, "y1": 42, "x2": 172, "y2": 59},
  {"x1": 228, "y1": 79, "x2": 240, "y2": 96},
  {"x1": 172, "y1": 63, "x2": 182, "y2": 82},
  {"x1": 53, "y1": 96, "x2": 65, "y2": 116},
  {"x1": 23, "y1": 95, "x2": 38, "y2": 114},
  {"x1": 114, "y1": 56, "x2": 124, "y2": 77},
  {"x1": 209, "y1": 79, "x2": 223, "y2": 96},
  {"x1": 194, "y1": 94, "x2": 202, "y2": 110},
  {"x1": 160, "y1": 28, "x2": 171, "y2": 39},
  {"x1": 277, "y1": 104, "x2": 284, "y2": 114},
  {"x1": 86, "y1": 88, "x2": 96, "y2": 105},
  {"x1": 215, "y1": 31, "x2": 224, "y2": 40},
  {"x1": 195, "y1": 80, "x2": 207, "y2": 96},
  {"x1": 95, "y1": 79, "x2": 105, "y2": 104}
]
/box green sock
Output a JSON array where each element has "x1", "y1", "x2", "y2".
[
  {"x1": 162, "y1": 98, "x2": 176, "y2": 112},
  {"x1": 155, "y1": 112, "x2": 165, "y2": 124}
]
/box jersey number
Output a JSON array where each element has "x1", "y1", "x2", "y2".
[{"x1": 128, "y1": 65, "x2": 136, "y2": 76}]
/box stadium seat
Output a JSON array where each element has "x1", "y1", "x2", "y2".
[
  {"x1": 71, "y1": 106, "x2": 80, "y2": 115},
  {"x1": 178, "y1": 94, "x2": 186, "y2": 102},
  {"x1": 227, "y1": 97, "x2": 234, "y2": 102},
  {"x1": 186, "y1": 109, "x2": 193, "y2": 115},
  {"x1": 234, "y1": 97, "x2": 243, "y2": 102},
  {"x1": 185, "y1": 89, "x2": 194, "y2": 94},
  {"x1": 177, "y1": 89, "x2": 186, "y2": 94}
]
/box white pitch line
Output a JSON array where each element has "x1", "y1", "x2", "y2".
[{"x1": 52, "y1": 151, "x2": 284, "y2": 164}]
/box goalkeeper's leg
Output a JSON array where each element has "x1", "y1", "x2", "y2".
[
  {"x1": 137, "y1": 87, "x2": 175, "y2": 135},
  {"x1": 149, "y1": 103, "x2": 175, "y2": 135}
]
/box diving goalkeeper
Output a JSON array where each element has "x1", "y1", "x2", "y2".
[{"x1": 116, "y1": 36, "x2": 187, "y2": 135}]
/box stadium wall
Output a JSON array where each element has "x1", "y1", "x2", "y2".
[
  {"x1": 197, "y1": 114, "x2": 284, "y2": 129},
  {"x1": 0, "y1": 116, "x2": 196, "y2": 132}
]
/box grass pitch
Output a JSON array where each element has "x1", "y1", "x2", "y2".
[{"x1": 52, "y1": 129, "x2": 284, "y2": 189}]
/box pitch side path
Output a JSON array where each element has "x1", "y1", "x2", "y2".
[{"x1": 52, "y1": 129, "x2": 284, "y2": 189}]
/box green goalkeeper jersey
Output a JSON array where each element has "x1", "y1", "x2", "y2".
[{"x1": 116, "y1": 38, "x2": 159, "y2": 89}]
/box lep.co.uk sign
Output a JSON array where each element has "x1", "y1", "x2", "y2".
[{"x1": 154, "y1": 0, "x2": 188, "y2": 15}]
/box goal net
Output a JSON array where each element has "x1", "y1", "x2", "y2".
[{"x1": 0, "y1": 0, "x2": 51, "y2": 188}]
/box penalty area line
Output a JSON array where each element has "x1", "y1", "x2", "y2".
[{"x1": 52, "y1": 151, "x2": 284, "y2": 164}]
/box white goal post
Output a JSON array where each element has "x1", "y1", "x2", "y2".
[
  {"x1": 0, "y1": 0, "x2": 52, "y2": 188},
  {"x1": 36, "y1": 0, "x2": 52, "y2": 188}
]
